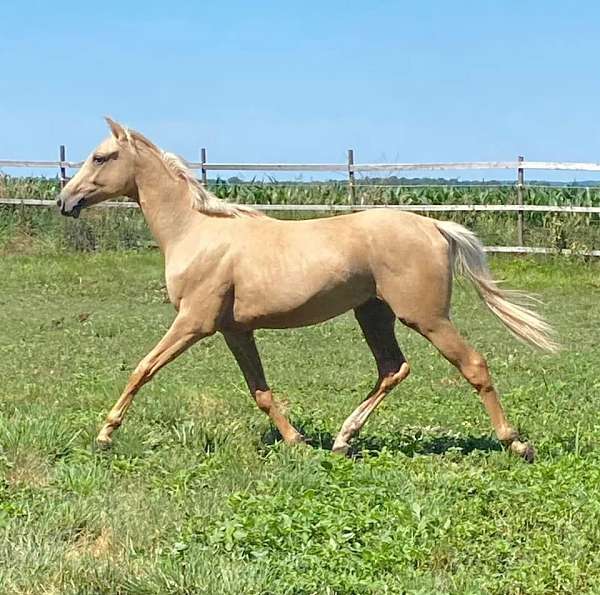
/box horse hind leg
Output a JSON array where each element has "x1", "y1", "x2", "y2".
[
  {"x1": 332, "y1": 299, "x2": 410, "y2": 455},
  {"x1": 408, "y1": 316, "x2": 534, "y2": 462}
]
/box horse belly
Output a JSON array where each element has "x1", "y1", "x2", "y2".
[{"x1": 232, "y1": 271, "x2": 375, "y2": 329}]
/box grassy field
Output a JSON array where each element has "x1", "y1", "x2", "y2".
[{"x1": 1, "y1": 250, "x2": 599, "y2": 594}]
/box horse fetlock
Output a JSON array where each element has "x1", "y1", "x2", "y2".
[
  {"x1": 286, "y1": 432, "x2": 307, "y2": 446},
  {"x1": 96, "y1": 415, "x2": 121, "y2": 444},
  {"x1": 497, "y1": 426, "x2": 519, "y2": 445},
  {"x1": 331, "y1": 438, "x2": 350, "y2": 456},
  {"x1": 254, "y1": 389, "x2": 273, "y2": 413},
  {"x1": 498, "y1": 424, "x2": 534, "y2": 462}
]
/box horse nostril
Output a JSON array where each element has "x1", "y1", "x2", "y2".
[{"x1": 56, "y1": 198, "x2": 62, "y2": 207}]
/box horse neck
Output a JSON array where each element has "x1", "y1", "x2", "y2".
[{"x1": 133, "y1": 155, "x2": 205, "y2": 252}]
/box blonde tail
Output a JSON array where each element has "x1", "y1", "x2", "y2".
[{"x1": 435, "y1": 220, "x2": 559, "y2": 353}]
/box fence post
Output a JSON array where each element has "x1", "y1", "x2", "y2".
[
  {"x1": 347, "y1": 149, "x2": 357, "y2": 205},
  {"x1": 200, "y1": 148, "x2": 208, "y2": 187},
  {"x1": 59, "y1": 145, "x2": 67, "y2": 189},
  {"x1": 516, "y1": 155, "x2": 525, "y2": 245}
]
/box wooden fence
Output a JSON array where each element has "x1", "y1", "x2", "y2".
[{"x1": 2, "y1": 148, "x2": 600, "y2": 256}]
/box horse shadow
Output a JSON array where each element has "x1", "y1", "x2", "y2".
[{"x1": 261, "y1": 420, "x2": 502, "y2": 459}]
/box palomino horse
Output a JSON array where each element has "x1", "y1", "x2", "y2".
[{"x1": 57, "y1": 119, "x2": 558, "y2": 462}]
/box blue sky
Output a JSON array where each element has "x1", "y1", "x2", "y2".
[{"x1": 2, "y1": 1, "x2": 600, "y2": 180}]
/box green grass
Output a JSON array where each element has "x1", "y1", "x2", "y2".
[{"x1": 0, "y1": 251, "x2": 599, "y2": 594}]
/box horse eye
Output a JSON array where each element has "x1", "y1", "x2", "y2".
[{"x1": 92, "y1": 155, "x2": 106, "y2": 165}]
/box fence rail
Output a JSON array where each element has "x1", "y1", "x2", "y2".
[
  {"x1": 0, "y1": 159, "x2": 600, "y2": 172},
  {"x1": 2, "y1": 149, "x2": 600, "y2": 256},
  {"x1": 4, "y1": 158, "x2": 600, "y2": 172}
]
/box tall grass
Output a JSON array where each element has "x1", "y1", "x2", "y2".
[{"x1": 1, "y1": 174, "x2": 599, "y2": 252}]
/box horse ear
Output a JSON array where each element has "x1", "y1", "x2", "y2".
[{"x1": 104, "y1": 117, "x2": 127, "y2": 141}]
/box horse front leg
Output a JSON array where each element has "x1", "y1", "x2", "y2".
[
  {"x1": 96, "y1": 311, "x2": 212, "y2": 447},
  {"x1": 223, "y1": 330, "x2": 304, "y2": 445}
]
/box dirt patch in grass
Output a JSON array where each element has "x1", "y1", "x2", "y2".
[
  {"x1": 0, "y1": 231, "x2": 38, "y2": 255},
  {"x1": 65, "y1": 527, "x2": 116, "y2": 561},
  {"x1": 6, "y1": 453, "x2": 52, "y2": 489}
]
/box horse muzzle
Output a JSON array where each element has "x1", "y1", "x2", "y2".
[{"x1": 57, "y1": 195, "x2": 87, "y2": 219}]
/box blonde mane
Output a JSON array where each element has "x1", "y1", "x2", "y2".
[{"x1": 122, "y1": 127, "x2": 261, "y2": 218}]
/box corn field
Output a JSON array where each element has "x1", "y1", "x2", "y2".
[{"x1": 1, "y1": 175, "x2": 599, "y2": 253}]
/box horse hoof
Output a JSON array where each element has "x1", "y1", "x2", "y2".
[
  {"x1": 522, "y1": 443, "x2": 536, "y2": 464},
  {"x1": 510, "y1": 440, "x2": 535, "y2": 463},
  {"x1": 96, "y1": 436, "x2": 113, "y2": 450},
  {"x1": 288, "y1": 434, "x2": 309, "y2": 447},
  {"x1": 331, "y1": 441, "x2": 350, "y2": 456}
]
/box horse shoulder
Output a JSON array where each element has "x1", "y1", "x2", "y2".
[{"x1": 164, "y1": 238, "x2": 234, "y2": 313}]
